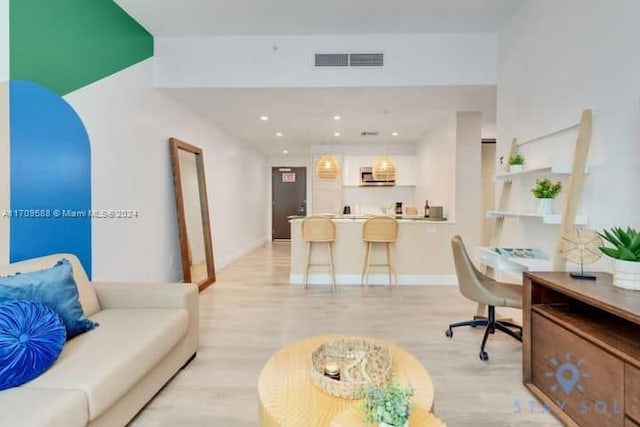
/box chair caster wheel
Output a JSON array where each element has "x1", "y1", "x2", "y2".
[
  {"x1": 479, "y1": 351, "x2": 489, "y2": 361},
  {"x1": 445, "y1": 329, "x2": 453, "y2": 338}
]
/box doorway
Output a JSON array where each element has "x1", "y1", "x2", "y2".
[{"x1": 272, "y1": 167, "x2": 307, "y2": 240}]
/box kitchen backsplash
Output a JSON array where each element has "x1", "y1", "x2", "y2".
[{"x1": 342, "y1": 186, "x2": 416, "y2": 215}]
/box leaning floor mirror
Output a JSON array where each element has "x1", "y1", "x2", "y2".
[{"x1": 170, "y1": 138, "x2": 216, "y2": 291}]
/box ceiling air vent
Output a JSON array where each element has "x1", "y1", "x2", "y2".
[
  {"x1": 315, "y1": 53, "x2": 348, "y2": 67},
  {"x1": 314, "y1": 53, "x2": 384, "y2": 67},
  {"x1": 349, "y1": 53, "x2": 384, "y2": 67},
  {"x1": 361, "y1": 131, "x2": 379, "y2": 136}
]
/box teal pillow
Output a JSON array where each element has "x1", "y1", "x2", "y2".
[{"x1": 0, "y1": 259, "x2": 98, "y2": 339}]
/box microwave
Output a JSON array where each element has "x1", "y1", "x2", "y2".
[{"x1": 360, "y1": 166, "x2": 395, "y2": 186}]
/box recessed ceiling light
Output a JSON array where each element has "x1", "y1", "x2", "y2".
[
  {"x1": 283, "y1": 149, "x2": 289, "y2": 155},
  {"x1": 260, "y1": 115, "x2": 269, "y2": 121},
  {"x1": 276, "y1": 132, "x2": 283, "y2": 137},
  {"x1": 334, "y1": 115, "x2": 341, "y2": 120},
  {"x1": 334, "y1": 132, "x2": 341, "y2": 137},
  {"x1": 392, "y1": 131, "x2": 399, "y2": 136}
]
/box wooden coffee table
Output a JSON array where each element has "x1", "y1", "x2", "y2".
[{"x1": 258, "y1": 334, "x2": 442, "y2": 426}]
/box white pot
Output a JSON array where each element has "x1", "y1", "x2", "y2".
[
  {"x1": 612, "y1": 259, "x2": 640, "y2": 290},
  {"x1": 379, "y1": 422, "x2": 408, "y2": 427},
  {"x1": 536, "y1": 198, "x2": 554, "y2": 215},
  {"x1": 509, "y1": 164, "x2": 524, "y2": 173}
]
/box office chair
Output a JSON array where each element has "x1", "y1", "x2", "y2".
[{"x1": 446, "y1": 235, "x2": 523, "y2": 361}]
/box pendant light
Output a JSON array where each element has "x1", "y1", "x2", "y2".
[
  {"x1": 316, "y1": 154, "x2": 340, "y2": 180},
  {"x1": 372, "y1": 110, "x2": 397, "y2": 181},
  {"x1": 372, "y1": 155, "x2": 397, "y2": 181},
  {"x1": 315, "y1": 117, "x2": 341, "y2": 180}
]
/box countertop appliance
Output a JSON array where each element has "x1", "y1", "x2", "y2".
[
  {"x1": 427, "y1": 206, "x2": 445, "y2": 220},
  {"x1": 360, "y1": 166, "x2": 395, "y2": 186}
]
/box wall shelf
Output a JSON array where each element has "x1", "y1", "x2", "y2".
[
  {"x1": 494, "y1": 164, "x2": 571, "y2": 182},
  {"x1": 485, "y1": 210, "x2": 588, "y2": 225}
]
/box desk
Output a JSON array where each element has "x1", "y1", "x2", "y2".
[{"x1": 258, "y1": 335, "x2": 438, "y2": 426}]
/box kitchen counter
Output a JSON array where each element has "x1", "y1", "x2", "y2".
[
  {"x1": 288, "y1": 215, "x2": 453, "y2": 223},
  {"x1": 289, "y1": 216, "x2": 458, "y2": 286}
]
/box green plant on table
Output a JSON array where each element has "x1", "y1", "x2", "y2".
[
  {"x1": 508, "y1": 153, "x2": 525, "y2": 165},
  {"x1": 362, "y1": 379, "x2": 414, "y2": 426},
  {"x1": 530, "y1": 178, "x2": 562, "y2": 198},
  {"x1": 599, "y1": 227, "x2": 640, "y2": 262}
]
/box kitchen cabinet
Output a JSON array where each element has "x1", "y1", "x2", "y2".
[
  {"x1": 394, "y1": 155, "x2": 417, "y2": 186},
  {"x1": 342, "y1": 155, "x2": 417, "y2": 187},
  {"x1": 342, "y1": 155, "x2": 374, "y2": 186}
]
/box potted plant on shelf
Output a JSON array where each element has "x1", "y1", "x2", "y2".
[
  {"x1": 362, "y1": 380, "x2": 414, "y2": 427},
  {"x1": 508, "y1": 153, "x2": 525, "y2": 172},
  {"x1": 530, "y1": 178, "x2": 562, "y2": 215},
  {"x1": 599, "y1": 227, "x2": 640, "y2": 290}
]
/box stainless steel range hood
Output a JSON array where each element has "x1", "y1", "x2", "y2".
[{"x1": 360, "y1": 166, "x2": 395, "y2": 186}]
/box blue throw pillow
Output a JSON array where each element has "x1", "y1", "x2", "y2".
[
  {"x1": 0, "y1": 259, "x2": 98, "y2": 339},
  {"x1": 0, "y1": 299, "x2": 66, "y2": 390}
]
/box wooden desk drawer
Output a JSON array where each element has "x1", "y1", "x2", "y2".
[
  {"x1": 627, "y1": 364, "x2": 640, "y2": 423},
  {"x1": 532, "y1": 312, "x2": 625, "y2": 427}
]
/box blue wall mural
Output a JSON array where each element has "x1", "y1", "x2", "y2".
[{"x1": 9, "y1": 81, "x2": 91, "y2": 275}]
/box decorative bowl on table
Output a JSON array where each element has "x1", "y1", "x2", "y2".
[{"x1": 310, "y1": 337, "x2": 393, "y2": 399}]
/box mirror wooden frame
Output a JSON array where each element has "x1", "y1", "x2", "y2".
[{"x1": 169, "y1": 137, "x2": 216, "y2": 291}]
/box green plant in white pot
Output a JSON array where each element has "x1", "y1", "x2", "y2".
[
  {"x1": 531, "y1": 178, "x2": 562, "y2": 215},
  {"x1": 599, "y1": 227, "x2": 640, "y2": 290},
  {"x1": 362, "y1": 380, "x2": 414, "y2": 427},
  {"x1": 508, "y1": 153, "x2": 525, "y2": 172}
]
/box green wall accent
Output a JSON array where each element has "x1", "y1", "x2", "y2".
[{"x1": 10, "y1": 0, "x2": 153, "y2": 95}]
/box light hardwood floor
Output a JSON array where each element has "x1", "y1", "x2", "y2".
[{"x1": 130, "y1": 242, "x2": 560, "y2": 427}]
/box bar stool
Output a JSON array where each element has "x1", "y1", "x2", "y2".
[
  {"x1": 302, "y1": 216, "x2": 337, "y2": 292},
  {"x1": 361, "y1": 216, "x2": 399, "y2": 288}
]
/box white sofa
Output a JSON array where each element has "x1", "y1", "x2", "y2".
[{"x1": 0, "y1": 253, "x2": 199, "y2": 427}]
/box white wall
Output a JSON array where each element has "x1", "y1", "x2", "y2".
[
  {"x1": 481, "y1": 142, "x2": 496, "y2": 245},
  {"x1": 415, "y1": 112, "x2": 483, "y2": 252},
  {"x1": 65, "y1": 59, "x2": 267, "y2": 282},
  {"x1": 497, "y1": 0, "x2": 640, "y2": 266},
  {"x1": 0, "y1": 0, "x2": 8, "y2": 266},
  {"x1": 415, "y1": 117, "x2": 457, "y2": 220},
  {"x1": 154, "y1": 33, "x2": 497, "y2": 88},
  {"x1": 455, "y1": 112, "x2": 483, "y2": 250}
]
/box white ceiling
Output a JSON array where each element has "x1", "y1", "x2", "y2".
[
  {"x1": 116, "y1": 0, "x2": 524, "y2": 36},
  {"x1": 117, "y1": 1, "x2": 504, "y2": 156},
  {"x1": 163, "y1": 86, "x2": 496, "y2": 156}
]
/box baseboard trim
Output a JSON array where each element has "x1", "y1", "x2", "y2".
[{"x1": 289, "y1": 273, "x2": 457, "y2": 286}]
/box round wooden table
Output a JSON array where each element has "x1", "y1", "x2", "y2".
[{"x1": 258, "y1": 335, "x2": 441, "y2": 426}]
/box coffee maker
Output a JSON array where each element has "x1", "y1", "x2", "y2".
[{"x1": 395, "y1": 202, "x2": 403, "y2": 215}]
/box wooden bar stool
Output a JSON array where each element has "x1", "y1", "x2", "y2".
[
  {"x1": 302, "y1": 217, "x2": 337, "y2": 292},
  {"x1": 361, "y1": 216, "x2": 399, "y2": 288}
]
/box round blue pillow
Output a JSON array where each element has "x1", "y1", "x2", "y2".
[{"x1": 0, "y1": 300, "x2": 66, "y2": 390}]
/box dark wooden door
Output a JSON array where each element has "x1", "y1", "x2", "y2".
[{"x1": 272, "y1": 167, "x2": 306, "y2": 240}]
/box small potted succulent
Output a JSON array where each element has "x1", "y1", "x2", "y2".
[
  {"x1": 531, "y1": 178, "x2": 562, "y2": 215},
  {"x1": 599, "y1": 227, "x2": 640, "y2": 290},
  {"x1": 362, "y1": 380, "x2": 414, "y2": 427},
  {"x1": 508, "y1": 154, "x2": 525, "y2": 172}
]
